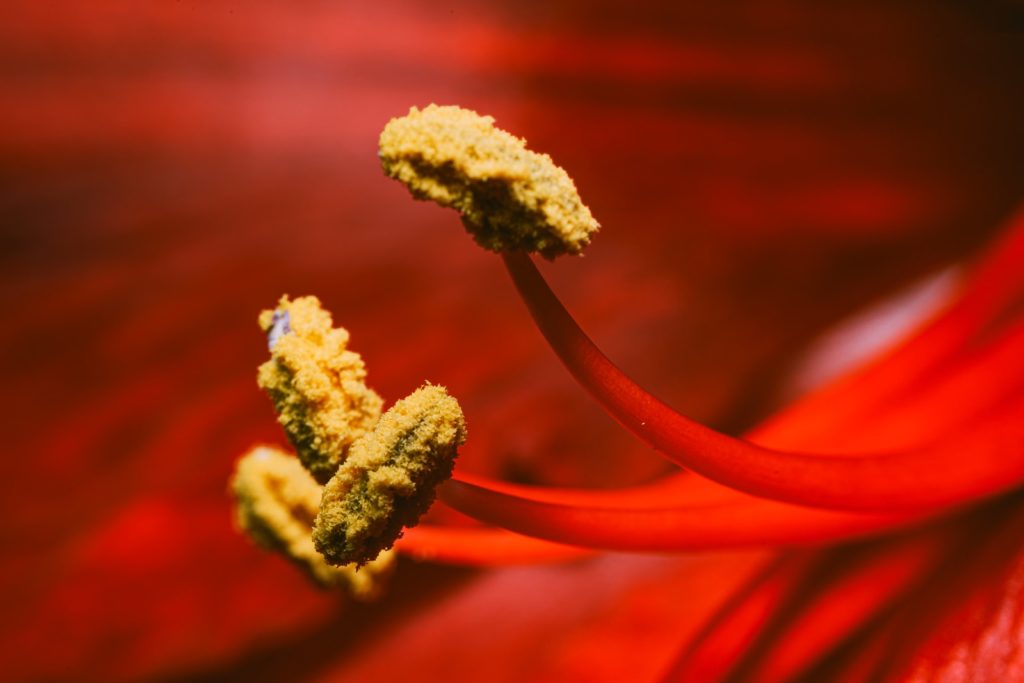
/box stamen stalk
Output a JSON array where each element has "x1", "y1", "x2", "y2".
[{"x1": 501, "y1": 251, "x2": 1024, "y2": 512}]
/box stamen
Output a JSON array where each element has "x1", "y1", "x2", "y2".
[
  {"x1": 230, "y1": 445, "x2": 395, "y2": 600},
  {"x1": 501, "y1": 250, "x2": 1024, "y2": 512},
  {"x1": 314, "y1": 383, "x2": 467, "y2": 566},
  {"x1": 375, "y1": 104, "x2": 1024, "y2": 515},
  {"x1": 438, "y1": 475, "x2": 918, "y2": 551},
  {"x1": 379, "y1": 104, "x2": 599, "y2": 258},
  {"x1": 397, "y1": 525, "x2": 592, "y2": 565},
  {"x1": 257, "y1": 295, "x2": 383, "y2": 484}
]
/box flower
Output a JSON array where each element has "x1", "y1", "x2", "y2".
[{"x1": 1, "y1": 2, "x2": 1023, "y2": 682}]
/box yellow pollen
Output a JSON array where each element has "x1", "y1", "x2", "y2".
[
  {"x1": 379, "y1": 104, "x2": 600, "y2": 258},
  {"x1": 314, "y1": 383, "x2": 467, "y2": 566},
  {"x1": 257, "y1": 295, "x2": 383, "y2": 484},
  {"x1": 230, "y1": 445, "x2": 395, "y2": 600}
]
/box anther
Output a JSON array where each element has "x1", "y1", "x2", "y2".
[
  {"x1": 257, "y1": 295, "x2": 383, "y2": 484},
  {"x1": 379, "y1": 104, "x2": 599, "y2": 258},
  {"x1": 314, "y1": 383, "x2": 468, "y2": 566},
  {"x1": 230, "y1": 445, "x2": 395, "y2": 599}
]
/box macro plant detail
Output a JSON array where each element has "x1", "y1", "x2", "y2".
[
  {"x1": 256, "y1": 295, "x2": 383, "y2": 484},
  {"x1": 379, "y1": 104, "x2": 600, "y2": 258},
  {"x1": 5, "y1": 4, "x2": 1024, "y2": 682},
  {"x1": 230, "y1": 445, "x2": 396, "y2": 599},
  {"x1": 235, "y1": 294, "x2": 467, "y2": 577},
  {"x1": 229, "y1": 104, "x2": 1024, "y2": 680}
]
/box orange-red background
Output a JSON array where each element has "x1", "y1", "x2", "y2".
[{"x1": 1, "y1": 2, "x2": 1022, "y2": 681}]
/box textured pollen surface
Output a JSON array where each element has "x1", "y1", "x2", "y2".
[
  {"x1": 257, "y1": 295, "x2": 383, "y2": 484},
  {"x1": 230, "y1": 446, "x2": 395, "y2": 599},
  {"x1": 379, "y1": 104, "x2": 600, "y2": 259},
  {"x1": 313, "y1": 383, "x2": 467, "y2": 566}
]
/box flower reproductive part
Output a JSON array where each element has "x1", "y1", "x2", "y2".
[
  {"x1": 257, "y1": 295, "x2": 383, "y2": 484},
  {"x1": 230, "y1": 445, "x2": 395, "y2": 600},
  {"x1": 314, "y1": 383, "x2": 467, "y2": 566},
  {"x1": 379, "y1": 104, "x2": 599, "y2": 258}
]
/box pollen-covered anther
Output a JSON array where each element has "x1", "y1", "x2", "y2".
[
  {"x1": 379, "y1": 104, "x2": 600, "y2": 259},
  {"x1": 257, "y1": 295, "x2": 383, "y2": 484},
  {"x1": 313, "y1": 383, "x2": 468, "y2": 566},
  {"x1": 230, "y1": 445, "x2": 395, "y2": 600}
]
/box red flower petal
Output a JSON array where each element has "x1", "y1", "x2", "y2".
[{"x1": 2, "y1": 2, "x2": 1023, "y2": 682}]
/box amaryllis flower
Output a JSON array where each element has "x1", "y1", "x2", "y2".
[{"x1": 1, "y1": 2, "x2": 1022, "y2": 682}]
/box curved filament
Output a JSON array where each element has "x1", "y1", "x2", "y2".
[
  {"x1": 397, "y1": 525, "x2": 592, "y2": 565},
  {"x1": 439, "y1": 476, "x2": 922, "y2": 552},
  {"x1": 501, "y1": 244, "x2": 1024, "y2": 512}
]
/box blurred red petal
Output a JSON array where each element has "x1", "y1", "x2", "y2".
[{"x1": 2, "y1": 1, "x2": 1023, "y2": 682}]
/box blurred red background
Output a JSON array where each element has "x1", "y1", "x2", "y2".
[{"x1": 1, "y1": 2, "x2": 1022, "y2": 681}]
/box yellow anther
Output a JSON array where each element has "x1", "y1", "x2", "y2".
[
  {"x1": 257, "y1": 295, "x2": 383, "y2": 484},
  {"x1": 314, "y1": 383, "x2": 467, "y2": 566},
  {"x1": 230, "y1": 445, "x2": 395, "y2": 600},
  {"x1": 379, "y1": 104, "x2": 599, "y2": 258}
]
